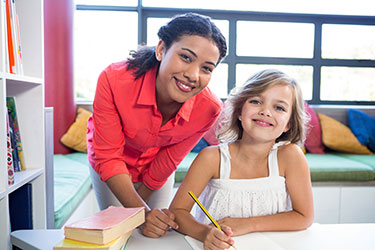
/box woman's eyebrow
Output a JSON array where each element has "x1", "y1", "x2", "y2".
[{"x1": 181, "y1": 48, "x2": 216, "y2": 66}]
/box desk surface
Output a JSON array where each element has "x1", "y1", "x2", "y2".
[{"x1": 10, "y1": 223, "x2": 375, "y2": 250}]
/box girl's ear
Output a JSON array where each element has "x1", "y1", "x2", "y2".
[
  {"x1": 283, "y1": 122, "x2": 290, "y2": 133},
  {"x1": 155, "y1": 40, "x2": 165, "y2": 61}
]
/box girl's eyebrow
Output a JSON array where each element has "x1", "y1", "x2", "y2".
[
  {"x1": 181, "y1": 48, "x2": 216, "y2": 66},
  {"x1": 276, "y1": 100, "x2": 290, "y2": 107}
]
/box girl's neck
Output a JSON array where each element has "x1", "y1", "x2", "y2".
[{"x1": 232, "y1": 139, "x2": 275, "y2": 163}]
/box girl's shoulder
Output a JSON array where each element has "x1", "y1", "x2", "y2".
[
  {"x1": 194, "y1": 145, "x2": 221, "y2": 178},
  {"x1": 277, "y1": 143, "x2": 308, "y2": 173}
]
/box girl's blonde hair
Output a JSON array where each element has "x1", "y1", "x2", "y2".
[{"x1": 217, "y1": 69, "x2": 309, "y2": 145}]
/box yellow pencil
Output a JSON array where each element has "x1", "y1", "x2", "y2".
[{"x1": 188, "y1": 191, "x2": 238, "y2": 250}]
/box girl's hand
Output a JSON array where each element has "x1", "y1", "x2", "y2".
[
  {"x1": 203, "y1": 225, "x2": 235, "y2": 250},
  {"x1": 217, "y1": 217, "x2": 249, "y2": 236},
  {"x1": 141, "y1": 208, "x2": 179, "y2": 238}
]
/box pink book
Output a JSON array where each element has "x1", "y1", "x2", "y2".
[{"x1": 64, "y1": 206, "x2": 144, "y2": 245}]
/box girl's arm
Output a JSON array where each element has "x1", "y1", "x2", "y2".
[
  {"x1": 217, "y1": 144, "x2": 314, "y2": 236},
  {"x1": 169, "y1": 146, "x2": 234, "y2": 249}
]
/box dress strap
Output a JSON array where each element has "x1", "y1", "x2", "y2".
[
  {"x1": 219, "y1": 143, "x2": 231, "y2": 179},
  {"x1": 268, "y1": 145, "x2": 280, "y2": 177}
]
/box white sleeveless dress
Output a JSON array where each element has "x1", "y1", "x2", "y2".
[{"x1": 196, "y1": 142, "x2": 292, "y2": 224}]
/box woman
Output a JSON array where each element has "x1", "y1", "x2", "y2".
[{"x1": 86, "y1": 13, "x2": 227, "y2": 238}]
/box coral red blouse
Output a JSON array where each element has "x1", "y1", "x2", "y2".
[{"x1": 87, "y1": 62, "x2": 222, "y2": 190}]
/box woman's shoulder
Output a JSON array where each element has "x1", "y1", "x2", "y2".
[{"x1": 195, "y1": 87, "x2": 223, "y2": 112}]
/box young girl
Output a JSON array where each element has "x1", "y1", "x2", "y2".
[{"x1": 170, "y1": 69, "x2": 314, "y2": 250}]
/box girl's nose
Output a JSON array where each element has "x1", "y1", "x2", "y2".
[{"x1": 259, "y1": 107, "x2": 272, "y2": 117}]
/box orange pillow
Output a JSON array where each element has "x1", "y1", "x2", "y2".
[
  {"x1": 318, "y1": 113, "x2": 372, "y2": 155},
  {"x1": 60, "y1": 108, "x2": 92, "y2": 152}
]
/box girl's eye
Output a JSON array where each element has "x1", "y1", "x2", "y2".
[
  {"x1": 180, "y1": 54, "x2": 191, "y2": 62},
  {"x1": 276, "y1": 105, "x2": 286, "y2": 112},
  {"x1": 249, "y1": 99, "x2": 260, "y2": 104}
]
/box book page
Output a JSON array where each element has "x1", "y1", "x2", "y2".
[{"x1": 185, "y1": 233, "x2": 284, "y2": 250}]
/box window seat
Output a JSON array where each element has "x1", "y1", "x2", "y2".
[{"x1": 53, "y1": 153, "x2": 91, "y2": 228}]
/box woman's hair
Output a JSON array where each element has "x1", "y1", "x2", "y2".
[
  {"x1": 127, "y1": 12, "x2": 227, "y2": 79},
  {"x1": 217, "y1": 69, "x2": 309, "y2": 145}
]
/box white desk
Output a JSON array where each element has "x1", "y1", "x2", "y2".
[{"x1": 10, "y1": 223, "x2": 375, "y2": 250}]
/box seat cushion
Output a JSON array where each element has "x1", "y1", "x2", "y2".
[
  {"x1": 54, "y1": 154, "x2": 91, "y2": 228},
  {"x1": 306, "y1": 153, "x2": 375, "y2": 182},
  {"x1": 175, "y1": 152, "x2": 199, "y2": 183}
]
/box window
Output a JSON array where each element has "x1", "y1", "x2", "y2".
[
  {"x1": 74, "y1": 10, "x2": 138, "y2": 100},
  {"x1": 74, "y1": 2, "x2": 375, "y2": 105},
  {"x1": 237, "y1": 21, "x2": 314, "y2": 58}
]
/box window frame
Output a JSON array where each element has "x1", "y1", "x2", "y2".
[{"x1": 76, "y1": 2, "x2": 375, "y2": 105}]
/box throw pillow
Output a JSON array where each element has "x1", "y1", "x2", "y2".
[
  {"x1": 318, "y1": 113, "x2": 372, "y2": 155},
  {"x1": 347, "y1": 109, "x2": 375, "y2": 152},
  {"x1": 60, "y1": 108, "x2": 92, "y2": 152},
  {"x1": 304, "y1": 102, "x2": 325, "y2": 154}
]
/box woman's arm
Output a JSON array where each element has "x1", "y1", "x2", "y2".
[
  {"x1": 169, "y1": 147, "x2": 235, "y2": 249},
  {"x1": 217, "y1": 144, "x2": 314, "y2": 236}
]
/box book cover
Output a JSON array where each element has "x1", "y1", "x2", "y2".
[
  {"x1": 5, "y1": 0, "x2": 15, "y2": 73},
  {"x1": 8, "y1": 108, "x2": 20, "y2": 172},
  {"x1": 185, "y1": 233, "x2": 285, "y2": 250},
  {"x1": 54, "y1": 229, "x2": 133, "y2": 250},
  {"x1": 6, "y1": 96, "x2": 25, "y2": 170},
  {"x1": 64, "y1": 206, "x2": 145, "y2": 245},
  {"x1": 9, "y1": 183, "x2": 33, "y2": 231},
  {"x1": 6, "y1": 111, "x2": 15, "y2": 185}
]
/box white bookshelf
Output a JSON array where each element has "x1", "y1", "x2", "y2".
[{"x1": 0, "y1": 0, "x2": 45, "y2": 249}]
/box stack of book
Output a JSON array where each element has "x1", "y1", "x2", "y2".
[{"x1": 54, "y1": 206, "x2": 145, "y2": 250}]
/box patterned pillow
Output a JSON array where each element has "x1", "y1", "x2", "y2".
[
  {"x1": 348, "y1": 109, "x2": 375, "y2": 152},
  {"x1": 60, "y1": 108, "x2": 92, "y2": 152},
  {"x1": 304, "y1": 102, "x2": 325, "y2": 154},
  {"x1": 318, "y1": 113, "x2": 372, "y2": 155}
]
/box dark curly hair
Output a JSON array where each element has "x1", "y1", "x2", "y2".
[{"x1": 127, "y1": 12, "x2": 227, "y2": 79}]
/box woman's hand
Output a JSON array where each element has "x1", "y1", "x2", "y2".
[
  {"x1": 141, "y1": 208, "x2": 179, "y2": 238},
  {"x1": 203, "y1": 225, "x2": 235, "y2": 250}
]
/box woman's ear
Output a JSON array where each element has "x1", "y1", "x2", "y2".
[{"x1": 155, "y1": 40, "x2": 165, "y2": 61}]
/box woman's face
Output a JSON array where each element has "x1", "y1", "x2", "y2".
[{"x1": 155, "y1": 35, "x2": 220, "y2": 104}]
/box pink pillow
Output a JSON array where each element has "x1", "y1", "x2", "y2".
[{"x1": 304, "y1": 102, "x2": 325, "y2": 154}]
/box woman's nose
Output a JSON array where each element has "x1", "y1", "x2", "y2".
[{"x1": 183, "y1": 66, "x2": 199, "y2": 83}]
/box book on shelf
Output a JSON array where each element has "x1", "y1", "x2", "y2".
[
  {"x1": 5, "y1": 0, "x2": 23, "y2": 75},
  {"x1": 6, "y1": 96, "x2": 25, "y2": 171},
  {"x1": 64, "y1": 206, "x2": 145, "y2": 245},
  {"x1": 7, "y1": 109, "x2": 20, "y2": 172},
  {"x1": 54, "y1": 229, "x2": 133, "y2": 250},
  {"x1": 6, "y1": 111, "x2": 15, "y2": 185},
  {"x1": 9, "y1": 183, "x2": 33, "y2": 231}
]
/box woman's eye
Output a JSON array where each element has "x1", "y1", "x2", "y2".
[
  {"x1": 202, "y1": 66, "x2": 213, "y2": 73},
  {"x1": 180, "y1": 54, "x2": 191, "y2": 62}
]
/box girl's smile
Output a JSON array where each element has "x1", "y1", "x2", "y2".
[{"x1": 239, "y1": 84, "x2": 293, "y2": 142}]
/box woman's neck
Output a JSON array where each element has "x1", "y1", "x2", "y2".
[{"x1": 156, "y1": 97, "x2": 182, "y2": 127}]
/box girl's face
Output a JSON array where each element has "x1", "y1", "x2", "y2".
[
  {"x1": 155, "y1": 35, "x2": 220, "y2": 104},
  {"x1": 239, "y1": 84, "x2": 294, "y2": 143}
]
